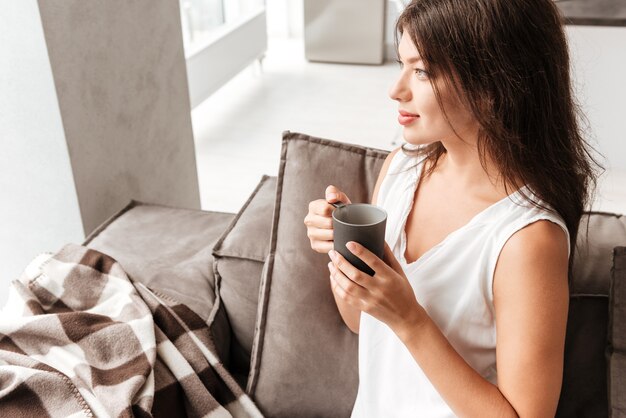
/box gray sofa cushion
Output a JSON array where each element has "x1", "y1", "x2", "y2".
[
  {"x1": 246, "y1": 131, "x2": 388, "y2": 417},
  {"x1": 556, "y1": 211, "x2": 626, "y2": 417},
  {"x1": 571, "y1": 212, "x2": 626, "y2": 296},
  {"x1": 212, "y1": 175, "x2": 276, "y2": 389},
  {"x1": 609, "y1": 246, "x2": 626, "y2": 417},
  {"x1": 83, "y1": 200, "x2": 236, "y2": 368}
]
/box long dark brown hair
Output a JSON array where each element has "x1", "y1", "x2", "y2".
[{"x1": 394, "y1": 0, "x2": 605, "y2": 282}]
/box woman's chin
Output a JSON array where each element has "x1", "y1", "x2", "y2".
[{"x1": 401, "y1": 134, "x2": 437, "y2": 147}]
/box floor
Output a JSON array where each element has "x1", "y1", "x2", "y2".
[{"x1": 191, "y1": 37, "x2": 626, "y2": 216}]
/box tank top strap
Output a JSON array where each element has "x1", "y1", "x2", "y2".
[
  {"x1": 485, "y1": 209, "x2": 571, "y2": 309},
  {"x1": 502, "y1": 191, "x2": 571, "y2": 258},
  {"x1": 378, "y1": 145, "x2": 426, "y2": 203},
  {"x1": 376, "y1": 145, "x2": 427, "y2": 258}
]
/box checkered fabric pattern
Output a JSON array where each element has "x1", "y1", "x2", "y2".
[{"x1": 0, "y1": 243, "x2": 264, "y2": 418}]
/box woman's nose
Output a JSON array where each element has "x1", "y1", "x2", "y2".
[{"x1": 388, "y1": 75, "x2": 410, "y2": 102}]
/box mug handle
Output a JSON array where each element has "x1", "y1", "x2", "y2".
[{"x1": 330, "y1": 202, "x2": 347, "y2": 209}]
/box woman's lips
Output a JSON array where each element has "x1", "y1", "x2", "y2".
[{"x1": 398, "y1": 113, "x2": 419, "y2": 125}]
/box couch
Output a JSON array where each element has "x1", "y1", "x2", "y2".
[{"x1": 84, "y1": 130, "x2": 626, "y2": 418}]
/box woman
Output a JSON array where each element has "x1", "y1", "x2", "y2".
[{"x1": 304, "y1": 0, "x2": 604, "y2": 416}]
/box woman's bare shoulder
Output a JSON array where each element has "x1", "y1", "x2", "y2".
[{"x1": 493, "y1": 219, "x2": 569, "y2": 304}]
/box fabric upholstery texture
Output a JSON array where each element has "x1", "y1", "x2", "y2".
[
  {"x1": 556, "y1": 212, "x2": 626, "y2": 416},
  {"x1": 78, "y1": 134, "x2": 626, "y2": 417},
  {"x1": 212, "y1": 175, "x2": 276, "y2": 389},
  {"x1": 570, "y1": 212, "x2": 626, "y2": 296},
  {"x1": 609, "y1": 246, "x2": 626, "y2": 417},
  {"x1": 246, "y1": 131, "x2": 388, "y2": 417},
  {"x1": 83, "y1": 200, "x2": 236, "y2": 367}
]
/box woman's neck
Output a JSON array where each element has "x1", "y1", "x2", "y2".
[{"x1": 431, "y1": 143, "x2": 523, "y2": 201}]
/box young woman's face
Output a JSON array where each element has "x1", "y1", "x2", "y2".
[{"x1": 389, "y1": 31, "x2": 478, "y2": 147}]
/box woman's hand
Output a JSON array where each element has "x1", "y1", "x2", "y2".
[
  {"x1": 304, "y1": 185, "x2": 352, "y2": 254},
  {"x1": 327, "y1": 240, "x2": 428, "y2": 336}
]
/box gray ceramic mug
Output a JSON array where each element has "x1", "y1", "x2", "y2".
[{"x1": 331, "y1": 202, "x2": 387, "y2": 276}]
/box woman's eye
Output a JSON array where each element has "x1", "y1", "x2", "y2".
[
  {"x1": 395, "y1": 59, "x2": 428, "y2": 79},
  {"x1": 414, "y1": 68, "x2": 428, "y2": 79}
]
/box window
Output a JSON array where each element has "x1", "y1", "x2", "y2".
[{"x1": 180, "y1": 0, "x2": 265, "y2": 55}]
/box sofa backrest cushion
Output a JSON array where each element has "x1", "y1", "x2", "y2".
[
  {"x1": 556, "y1": 212, "x2": 626, "y2": 416},
  {"x1": 571, "y1": 212, "x2": 626, "y2": 295},
  {"x1": 246, "y1": 131, "x2": 388, "y2": 417},
  {"x1": 212, "y1": 175, "x2": 276, "y2": 388},
  {"x1": 609, "y1": 246, "x2": 626, "y2": 417}
]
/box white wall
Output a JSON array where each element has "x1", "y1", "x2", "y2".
[
  {"x1": 0, "y1": 0, "x2": 85, "y2": 306},
  {"x1": 38, "y1": 0, "x2": 201, "y2": 235},
  {"x1": 566, "y1": 25, "x2": 626, "y2": 171},
  {"x1": 267, "y1": 0, "x2": 303, "y2": 38},
  {"x1": 0, "y1": 0, "x2": 201, "y2": 306}
]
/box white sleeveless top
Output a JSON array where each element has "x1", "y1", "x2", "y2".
[{"x1": 350, "y1": 145, "x2": 570, "y2": 418}]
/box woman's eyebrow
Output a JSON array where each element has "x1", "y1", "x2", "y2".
[{"x1": 397, "y1": 55, "x2": 423, "y2": 64}]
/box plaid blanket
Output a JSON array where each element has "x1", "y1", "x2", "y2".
[{"x1": 0, "y1": 243, "x2": 264, "y2": 417}]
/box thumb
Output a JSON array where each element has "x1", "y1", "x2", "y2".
[
  {"x1": 383, "y1": 242, "x2": 404, "y2": 275},
  {"x1": 325, "y1": 185, "x2": 352, "y2": 204}
]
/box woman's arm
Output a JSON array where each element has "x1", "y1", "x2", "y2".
[{"x1": 395, "y1": 219, "x2": 569, "y2": 417}]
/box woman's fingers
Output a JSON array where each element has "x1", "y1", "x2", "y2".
[
  {"x1": 383, "y1": 242, "x2": 404, "y2": 275},
  {"x1": 308, "y1": 199, "x2": 338, "y2": 217},
  {"x1": 329, "y1": 250, "x2": 370, "y2": 288},
  {"x1": 314, "y1": 241, "x2": 334, "y2": 254},
  {"x1": 325, "y1": 185, "x2": 352, "y2": 205},
  {"x1": 306, "y1": 213, "x2": 333, "y2": 229},
  {"x1": 344, "y1": 241, "x2": 395, "y2": 278},
  {"x1": 307, "y1": 226, "x2": 333, "y2": 241},
  {"x1": 328, "y1": 261, "x2": 363, "y2": 298}
]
